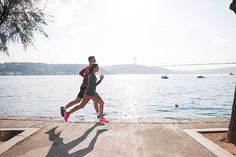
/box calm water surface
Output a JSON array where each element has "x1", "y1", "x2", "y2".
[{"x1": 0, "y1": 74, "x2": 235, "y2": 119}]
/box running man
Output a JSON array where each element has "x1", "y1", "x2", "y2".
[
  {"x1": 64, "y1": 63, "x2": 109, "y2": 123},
  {"x1": 60, "y1": 56, "x2": 100, "y2": 118}
]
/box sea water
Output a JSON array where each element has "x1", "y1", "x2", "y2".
[{"x1": 0, "y1": 74, "x2": 235, "y2": 119}]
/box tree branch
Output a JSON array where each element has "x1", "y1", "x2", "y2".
[
  {"x1": 0, "y1": 1, "x2": 3, "y2": 8},
  {"x1": 0, "y1": 1, "x2": 17, "y2": 26},
  {"x1": 0, "y1": 0, "x2": 48, "y2": 54}
]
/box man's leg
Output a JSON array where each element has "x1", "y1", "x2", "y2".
[
  {"x1": 60, "y1": 87, "x2": 85, "y2": 117},
  {"x1": 60, "y1": 97, "x2": 82, "y2": 117}
]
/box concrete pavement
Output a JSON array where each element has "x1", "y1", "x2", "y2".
[{"x1": 0, "y1": 116, "x2": 230, "y2": 157}]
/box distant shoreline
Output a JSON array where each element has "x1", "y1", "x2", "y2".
[{"x1": 0, "y1": 62, "x2": 235, "y2": 75}]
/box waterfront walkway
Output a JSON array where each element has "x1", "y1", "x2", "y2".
[{"x1": 0, "y1": 115, "x2": 230, "y2": 157}]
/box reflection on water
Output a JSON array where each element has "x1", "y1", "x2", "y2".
[{"x1": 0, "y1": 74, "x2": 235, "y2": 119}]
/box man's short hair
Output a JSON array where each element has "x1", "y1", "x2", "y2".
[{"x1": 88, "y1": 56, "x2": 95, "y2": 62}]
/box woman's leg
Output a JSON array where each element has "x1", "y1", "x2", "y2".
[
  {"x1": 92, "y1": 96, "x2": 101, "y2": 117},
  {"x1": 94, "y1": 94, "x2": 108, "y2": 123},
  {"x1": 69, "y1": 98, "x2": 90, "y2": 115},
  {"x1": 64, "y1": 97, "x2": 90, "y2": 121},
  {"x1": 92, "y1": 99, "x2": 99, "y2": 115},
  {"x1": 93, "y1": 93, "x2": 105, "y2": 119},
  {"x1": 65, "y1": 97, "x2": 82, "y2": 109}
]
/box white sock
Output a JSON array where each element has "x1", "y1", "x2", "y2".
[{"x1": 97, "y1": 112, "x2": 100, "y2": 116}]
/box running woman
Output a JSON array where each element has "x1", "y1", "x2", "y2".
[
  {"x1": 60, "y1": 56, "x2": 101, "y2": 118},
  {"x1": 64, "y1": 63, "x2": 109, "y2": 123}
]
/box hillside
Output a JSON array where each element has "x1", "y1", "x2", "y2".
[
  {"x1": 0, "y1": 63, "x2": 101, "y2": 75},
  {"x1": 103, "y1": 64, "x2": 172, "y2": 74},
  {"x1": 0, "y1": 62, "x2": 235, "y2": 75}
]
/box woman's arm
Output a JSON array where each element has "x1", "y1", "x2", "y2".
[{"x1": 95, "y1": 74, "x2": 104, "y2": 86}]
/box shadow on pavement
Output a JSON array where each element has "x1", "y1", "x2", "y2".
[{"x1": 45, "y1": 122, "x2": 107, "y2": 157}]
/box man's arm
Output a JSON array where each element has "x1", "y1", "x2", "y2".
[{"x1": 79, "y1": 67, "x2": 88, "y2": 77}]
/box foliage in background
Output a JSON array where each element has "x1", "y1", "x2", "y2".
[{"x1": 0, "y1": 0, "x2": 48, "y2": 55}]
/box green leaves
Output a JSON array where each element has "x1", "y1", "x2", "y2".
[{"x1": 0, "y1": 0, "x2": 48, "y2": 55}]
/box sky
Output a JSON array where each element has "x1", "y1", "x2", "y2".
[{"x1": 0, "y1": 0, "x2": 236, "y2": 69}]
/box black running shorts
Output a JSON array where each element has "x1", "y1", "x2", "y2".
[{"x1": 77, "y1": 87, "x2": 87, "y2": 98}]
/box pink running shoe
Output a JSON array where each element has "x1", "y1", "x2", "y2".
[
  {"x1": 64, "y1": 112, "x2": 69, "y2": 122},
  {"x1": 99, "y1": 118, "x2": 109, "y2": 123}
]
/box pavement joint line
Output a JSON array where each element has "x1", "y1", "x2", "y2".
[
  {"x1": 0, "y1": 115, "x2": 230, "y2": 123},
  {"x1": 184, "y1": 128, "x2": 234, "y2": 157},
  {"x1": 0, "y1": 119, "x2": 229, "y2": 124},
  {"x1": 0, "y1": 128, "x2": 39, "y2": 156}
]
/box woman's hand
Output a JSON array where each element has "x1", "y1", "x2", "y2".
[{"x1": 99, "y1": 74, "x2": 104, "y2": 81}]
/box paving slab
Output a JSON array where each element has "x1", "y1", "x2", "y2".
[
  {"x1": 184, "y1": 128, "x2": 234, "y2": 157},
  {"x1": 0, "y1": 128, "x2": 39, "y2": 155}
]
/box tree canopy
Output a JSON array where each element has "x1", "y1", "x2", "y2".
[{"x1": 0, "y1": 0, "x2": 48, "y2": 55}]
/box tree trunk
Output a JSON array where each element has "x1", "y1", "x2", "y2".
[{"x1": 227, "y1": 86, "x2": 236, "y2": 144}]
